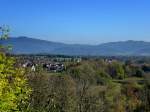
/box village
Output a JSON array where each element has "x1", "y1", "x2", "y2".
[{"x1": 20, "y1": 56, "x2": 82, "y2": 72}]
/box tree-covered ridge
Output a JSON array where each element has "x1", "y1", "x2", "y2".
[{"x1": 2, "y1": 37, "x2": 150, "y2": 56}]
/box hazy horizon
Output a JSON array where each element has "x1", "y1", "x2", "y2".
[{"x1": 1, "y1": 0, "x2": 150, "y2": 44}]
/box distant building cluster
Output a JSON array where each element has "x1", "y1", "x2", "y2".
[
  {"x1": 43, "y1": 63, "x2": 65, "y2": 72},
  {"x1": 104, "y1": 59, "x2": 116, "y2": 63},
  {"x1": 21, "y1": 57, "x2": 82, "y2": 72},
  {"x1": 22, "y1": 61, "x2": 65, "y2": 72}
]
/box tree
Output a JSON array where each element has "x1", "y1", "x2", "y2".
[
  {"x1": 104, "y1": 82, "x2": 126, "y2": 112},
  {"x1": 0, "y1": 26, "x2": 31, "y2": 111},
  {"x1": 108, "y1": 62, "x2": 125, "y2": 79},
  {"x1": 142, "y1": 74, "x2": 150, "y2": 111},
  {"x1": 27, "y1": 67, "x2": 77, "y2": 112}
]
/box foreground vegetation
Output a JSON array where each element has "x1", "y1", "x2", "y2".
[
  {"x1": 22, "y1": 58, "x2": 149, "y2": 112},
  {"x1": 0, "y1": 26, "x2": 31, "y2": 112}
]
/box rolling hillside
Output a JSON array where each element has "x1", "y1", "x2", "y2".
[{"x1": 1, "y1": 37, "x2": 150, "y2": 56}]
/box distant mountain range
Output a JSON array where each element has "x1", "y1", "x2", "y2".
[{"x1": 1, "y1": 36, "x2": 150, "y2": 56}]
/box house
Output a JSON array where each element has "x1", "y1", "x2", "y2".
[
  {"x1": 31, "y1": 65, "x2": 36, "y2": 71},
  {"x1": 22, "y1": 61, "x2": 33, "y2": 68},
  {"x1": 22, "y1": 61, "x2": 36, "y2": 72}
]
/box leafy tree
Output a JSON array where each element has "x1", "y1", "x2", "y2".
[
  {"x1": 27, "y1": 68, "x2": 77, "y2": 112},
  {"x1": 0, "y1": 26, "x2": 31, "y2": 111},
  {"x1": 108, "y1": 62, "x2": 125, "y2": 79},
  {"x1": 122, "y1": 81, "x2": 143, "y2": 112},
  {"x1": 104, "y1": 82, "x2": 125, "y2": 112},
  {"x1": 141, "y1": 74, "x2": 150, "y2": 111}
]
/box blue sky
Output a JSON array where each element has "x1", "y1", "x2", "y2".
[{"x1": 0, "y1": 0, "x2": 150, "y2": 44}]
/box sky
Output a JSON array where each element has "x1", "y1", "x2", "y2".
[{"x1": 0, "y1": 0, "x2": 150, "y2": 44}]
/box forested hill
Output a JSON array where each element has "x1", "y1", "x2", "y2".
[{"x1": 1, "y1": 37, "x2": 150, "y2": 56}]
